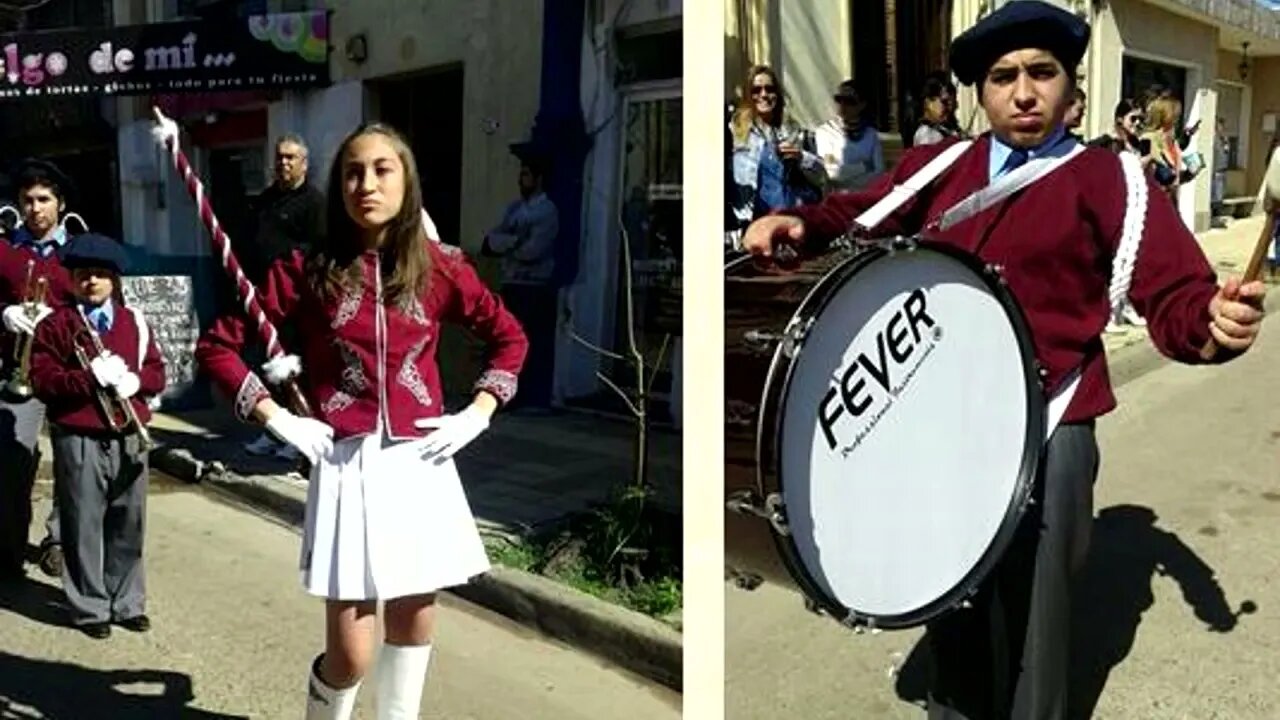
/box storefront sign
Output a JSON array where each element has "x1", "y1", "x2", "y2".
[{"x1": 0, "y1": 11, "x2": 329, "y2": 100}]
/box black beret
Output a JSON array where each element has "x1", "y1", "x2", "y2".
[
  {"x1": 949, "y1": 0, "x2": 1090, "y2": 86},
  {"x1": 13, "y1": 157, "x2": 76, "y2": 204},
  {"x1": 62, "y1": 233, "x2": 127, "y2": 274}
]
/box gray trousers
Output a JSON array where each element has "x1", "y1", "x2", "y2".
[
  {"x1": 926, "y1": 422, "x2": 1099, "y2": 720},
  {"x1": 0, "y1": 396, "x2": 59, "y2": 573},
  {"x1": 52, "y1": 429, "x2": 148, "y2": 625}
]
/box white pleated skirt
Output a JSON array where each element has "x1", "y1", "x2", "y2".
[{"x1": 299, "y1": 432, "x2": 491, "y2": 601}]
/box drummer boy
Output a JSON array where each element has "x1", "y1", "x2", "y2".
[
  {"x1": 28, "y1": 233, "x2": 166, "y2": 639},
  {"x1": 741, "y1": 1, "x2": 1264, "y2": 717}
]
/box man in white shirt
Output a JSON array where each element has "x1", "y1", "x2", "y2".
[{"x1": 813, "y1": 80, "x2": 885, "y2": 193}]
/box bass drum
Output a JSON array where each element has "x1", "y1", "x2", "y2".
[{"x1": 725, "y1": 237, "x2": 1046, "y2": 630}]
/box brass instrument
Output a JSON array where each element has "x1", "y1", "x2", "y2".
[
  {"x1": 4, "y1": 260, "x2": 48, "y2": 400},
  {"x1": 72, "y1": 310, "x2": 154, "y2": 451}
]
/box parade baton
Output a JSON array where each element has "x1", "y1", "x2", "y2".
[
  {"x1": 1199, "y1": 210, "x2": 1275, "y2": 361},
  {"x1": 148, "y1": 106, "x2": 314, "y2": 418}
]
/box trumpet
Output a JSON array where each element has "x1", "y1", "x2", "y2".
[
  {"x1": 4, "y1": 260, "x2": 48, "y2": 400},
  {"x1": 72, "y1": 310, "x2": 154, "y2": 452}
]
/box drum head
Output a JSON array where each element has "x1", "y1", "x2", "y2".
[{"x1": 761, "y1": 241, "x2": 1044, "y2": 628}]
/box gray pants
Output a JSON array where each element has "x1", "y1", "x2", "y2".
[
  {"x1": 0, "y1": 396, "x2": 58, "y2": 573},
  {"x1": 52, "y1": 429, "x2": 148, "y2": 625},
  {"x1": 927, "y1": 423, "x2": 1099, "y2": 720}
]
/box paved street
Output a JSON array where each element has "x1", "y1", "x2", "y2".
[
  {"x1": 0, "y1": 475, "x2": 680, "y2": 719},
  {"x1": 725, "y1": 286, "x2": 1280, "y2": 717}
]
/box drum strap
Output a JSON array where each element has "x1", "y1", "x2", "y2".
[
  {"x1": 852, "y1": 141, "x2": 974, "y2": 231},
  {"x1": 1107, "y1": 151, "x2": 1150, "y2": 314},
  {"x1": 935, "y1": 143, "x2": 1087, "y2": 231},
  {"x1": 1044, "y1": 366, "x2": 1082, "y2": 442}
]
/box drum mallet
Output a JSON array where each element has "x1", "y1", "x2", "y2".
[{"x1": 1198, "y1": 211, "x2": 1275, "y2": 361}]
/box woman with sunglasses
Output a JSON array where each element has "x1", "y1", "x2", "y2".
[{"x1": 726, "y1": 64, "x2": 824, "y2": 251}]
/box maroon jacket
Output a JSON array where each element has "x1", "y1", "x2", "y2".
[
  {"x1": 778, "y1": 134, "x2": 1227, "y2": 423},
  {"x1": 195, "y1": 241, "x2": 528, "y2": 440},
  {"x1": 0, "y1": 239, "x2": 76, "y2": 376},
  {"x1": 29, "y1": 302, "x2": 166, "y2": 434}
]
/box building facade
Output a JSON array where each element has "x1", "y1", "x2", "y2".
[
  {"x1": 563, "y1": 0, "x2": 683, "y2": 427},
  {"x1": 108, "y1": 0, "x2": 683, "y2": 420},
  {"x1": 728, "y1": 0, "x2": 1280, "y2": 232},
  {"x1": 112, "y1": 0, "x2": 544, "y2": 399}
]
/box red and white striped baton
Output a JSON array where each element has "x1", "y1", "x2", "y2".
[{"x1": 149, "y1": 106, "x2": 313, "y2": 418}]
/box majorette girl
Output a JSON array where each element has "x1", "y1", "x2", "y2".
[{"x1": 196, "y1": 123, "x2": 528, "y2": 719}]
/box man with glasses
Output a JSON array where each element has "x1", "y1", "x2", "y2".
[
  {"x1": 239, "y1": 134, "x2": 325, "y2": 460},
  {"x1": 814, "y1": 79, "x2": 885, "y2": 193}
]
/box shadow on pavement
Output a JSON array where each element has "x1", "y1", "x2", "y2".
[
  {"x1": 0, "y1": 651, "x2": 247, "y2": 719},
  {"x1": 1067, "y1": 504, "x2": 1254, "y2": 719},
  {"x1": 0, "y1": 576, "x2": 69, "y2": 630},
  {"x1": 892, "y1": 504, "x2": 1255, "y2": 719}
]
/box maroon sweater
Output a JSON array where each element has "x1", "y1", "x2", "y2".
[
  {"x1": 779, "y1": 134, "x2": 1228, "y2": 423},
  {"x1": 0, "y1": 239, "x2": 76, "y2": 374},
  {"x1": 29, "y1": 303, "x2": 166, "y2": 434}
]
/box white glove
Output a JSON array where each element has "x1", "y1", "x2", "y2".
[
  {"x1": 2, "y1": 303, "x2": 52, "y2": 335},
  {"x1": 112, "y1": 371, "x2": 141, "y2": 399},
  {"x1": 413, "y1": 406, "x2": 491, "y2": 463},
  {"x1": 264, "y1": 409, "x2": 334, "y2": 465},
  {"x1": 89, "y1": 352, "x2": 128, "y2": 387}
]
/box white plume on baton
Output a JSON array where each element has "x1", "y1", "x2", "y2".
[{"x1": 149, "y1": 106, "x2": 306, "y2": 388}]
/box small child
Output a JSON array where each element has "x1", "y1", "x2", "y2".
[{"x1": 28, "y1": 233, "x2": 165, "y2": 639}]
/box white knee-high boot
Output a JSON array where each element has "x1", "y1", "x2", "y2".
[
  {"x1": 375, "y1": 643, "x2": 433, "y2": 720},
  {"x1": 306, "y1": 654, "x2": 361, "y2": 720}
]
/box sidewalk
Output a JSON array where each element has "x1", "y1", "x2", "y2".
[{"x1": 137, "y1": 403, "x2": 681, "y2": 538}]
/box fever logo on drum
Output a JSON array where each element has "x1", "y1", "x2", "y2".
[{"x1": 816, "y1": 288, "x2": 940, "y2": 454}]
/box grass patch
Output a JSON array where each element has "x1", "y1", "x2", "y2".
[{"x1": 483, "y1": 485, "x2": 682, "y2": 624}]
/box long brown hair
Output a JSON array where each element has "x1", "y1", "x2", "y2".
[
  {"x1": 731, "y1": 64, "x2": 784, "y2": 145},
  {"x1": 308, "y1": 123, "x2": 432, "y2": 308}
]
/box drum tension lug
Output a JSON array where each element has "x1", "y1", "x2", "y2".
[
  {"x1": 781, "y1": 318, "x2": 813, "y2": 357},
  {"x1": 984, "y1": 262, "x2": 1007, "y2": 283},
  {"x1": 725, "y1": 490, "x2": 790, "y2": 537},
  {"x1": 841, "y1": 612, "x2": 879, "y2": 634}
]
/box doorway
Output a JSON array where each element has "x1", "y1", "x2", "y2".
[
  {"x1": 371, "y1": 67, "x2": 465, "y2": 246},
  {"x1": 1122, "y1": 56, "x2": 1188, "y2": 107},
  {"x1": 207, "y1": 142, "x2": 267, "y2": 314},
  {"x1": 608, "y1": 85, "x2": 682, "y2": 420}
]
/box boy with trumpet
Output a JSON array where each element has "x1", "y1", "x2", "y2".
[
  {"x1": 0, "y1": 158, "x2": 84, "y2": 582},
  {"x1": 28, "y1": 233, "x2": 164, "y2": 639}
]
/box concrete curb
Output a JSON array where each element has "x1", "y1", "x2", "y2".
[
  {"x1": 453, "y1": 566, "x2": 683, "y2": 691},
  {"x1": 146, "y1": 447, "x2": 683, "y2": 692}
]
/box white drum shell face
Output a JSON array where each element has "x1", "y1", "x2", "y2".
[{"x1": 776, "y1": 248, "x2": 1034, "y2": 620}]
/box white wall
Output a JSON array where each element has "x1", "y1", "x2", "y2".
[
  {"x1": 558, "y1": 2, "x2": 627, "y2": 403},
  {"x1": 557, "y1": 0, "x2": 684, "y2": 408}
]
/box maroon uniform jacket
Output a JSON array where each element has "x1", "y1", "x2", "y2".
[
  {"x1": 29, "y1": 302, "x2": 167, "y2": 434},
  {"x1": 195, "y1": 241, "x2": 529, "y2": 440},
  {"x1": 0, "y1": 239, "x2": 76, "y2": 375},
  {"x1": 778, "y1": 134, "x2": 1228, "y2": 424}
]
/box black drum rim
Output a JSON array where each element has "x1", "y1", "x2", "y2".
[{"x1": 756, "y1": 237, "x2": 1047, "y2": 630}]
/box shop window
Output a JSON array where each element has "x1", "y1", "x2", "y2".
[
  {"x1": 615, "y1": 27, "x2": 681, "y2": 86},
  {"x1": 608, "y1": 91, "x2": 682, "y2": 410}
]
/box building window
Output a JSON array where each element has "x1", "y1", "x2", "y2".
[
  {"x1": 615, "y1": 27, "x2": 681, "y2": 86},
  {"x1": 610, "y1": 91, "x2": 682, "y2": 405}
]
